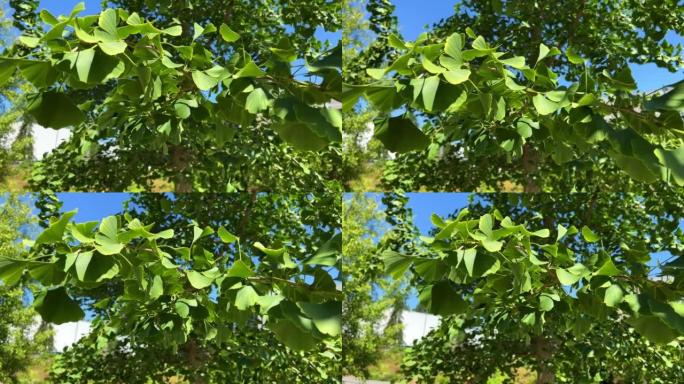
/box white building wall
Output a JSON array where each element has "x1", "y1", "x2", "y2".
[
  {"x1": 32, "y1": 124, "x2": 71, "y2": 160},
  {"x1": 400, "y1": 310, "x2": 440, "y2": 346},
  {"x1": 52, "y1": 320, "x2": 90, "y2": 352}
]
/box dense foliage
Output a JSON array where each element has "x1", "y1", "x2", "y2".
[
  {"x1": 50, "y1": 321, "x2": 338, "y2": 384},
  {"x1": 343, "y1": 0, "x2": 684, "y2": 192},
  {"x1": 0, "y1": 192, "x2": 342, "y2": 383},
  {"x1": 376, "y1": 192, "x2": 684, "y2": 382},
  {"x1": 2, "y1": 1, "x2": 341, "y2": 192}
]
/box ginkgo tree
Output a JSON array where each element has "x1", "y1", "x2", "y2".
[
  {"x1": 0, "y1": 201, "x2": 341, "y2": 383},
  {"x1": 1, "y1": 2, "x2": 341, "y2": 192},
  {"x1": 380, "y1": 198, "x2": 683, "y2": 382},
  {"x1": 344, "y1": 29, "x2": 684, "y2": 192}
]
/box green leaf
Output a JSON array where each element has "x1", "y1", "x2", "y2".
[
  {"x1": 419, "y1": 281, "x2": 467, "y2": 316},
  {"x1": 629, "y1": 316, "x2": 679, "y2": 344},
  {"x1": 256, "y1": 294, "x2": 284, "y2": 314},
  {"x1": 0, "y1": 61, "x2": 16, "y2": 87},
  {"x1": 174, "y1": 102, "x2": 191, "y2": 119},
  {"x1": 533, "y1": 94, "x2": 560, "y2": 115},
  {"x1": 516, "y1": 118, "x2": 537, "y2": 139},
  {"x1": 383, "y1": 251, "x2": 412, "y2": 279},
  {"x1": 19, "y1": 35, "x2": 40, "y2": 48},
  {"x1": 463, "y1": 248, "x2": 477, "y2": 276},
  {"x1": 539, "y1": 295, "x2": 554, "y2": 311},
  {"x1": 305, "y1": 233, "x2": 341, "y2": 266},
  {"x1": 422, "y1": 57, "x2": 445, "y2": 74},
  {"x1": 481, "y1": 238, "x2": 503, "y2": 253},
  {"x1": 556, "y1": 224, "x2": 568, "y2": 241},
  {"x1": 595, "y1": 257, "x2": 621, "y2": 276},
  {"x1": 422, "y1": 75, "x2": 440, "y2": 112},
  {"x1": 219, "y1": 24, "x2": 240, "y2": 42},
  {"x1": 365, "y1": 68, "x2": 386, "y2": 79},
  {"x1": 566, "y1": 46, "x2": 585, "y2": 64},
  {"x1": 442, "y1": 69, "x2": 470, "y2": 85},
  {"x1": 98, "y1": 9, "x2": 119, "y2": 36},
  {"x1": 269, "y1": 319, "x2": 316, "y2": 350},
  {"x1": 388, "y1": 34, "x2": 406, "y2": 50},
  {"x1": 471, "y1": 36, "x2": 490, "y2": 51},
  {"x1": 98, "y1": 41, "x2": 127, "y2": 56},
  {"x1": 149, "y1": 275, "x2": 163, "y2": 300},
  {"x1": 99, "y1": 216, "x2": 118, "y2": 239},
  {"x1": 374, "y1": 117, "x2": 429, "y2": 153},
  {"x1": 522, "y1": 312, "x2": 536, "y2": 326},
  {"x1": 0, "y1": 259, "x2": 26, "y2": 286},
  {"x1": 581, "y1": 226, "x2": 599, "y2": 243},
  {"x1": 74, "y1": 252, "x2": 93, "y2": 281},
  {"x1": 186, "y1": 270, "x2": 213, "y2": 289},
  {"x1": 444, "y1": 33, "x2": 463, "y2": 59},
  {"x1": 175, "y1": 301, "x2": 190, "y2": 318},
  {"x1": 504, "y1": 76, "x2": 526, "y2": 91},
  {"x1": 604, "y1": 284, "x2": 623, "y2": 307},
  {"x1": 74, "y1": 49, "x2": 95, "y2": 83},
  {"x1": 645, "y1": 80, "x2": 684, "y2": 112},
  {"x1": 34, "y1": 287, "x2": 85, "y2": 325},
  {"x1": 162, "y1": 25, "x2": 182, "y2": 36},
  {"x1": 478, "y1": 214, "x2": 493, "y2": 235},
  {"x1": 253, "y1": 242, "x2": 285, "y2": 257},
  {"x1": 94, "y1": 236, "x2": 124, "y2": 255},
  {"x1": 235, "y1": 285, "x2": 259, "y2": 310},
  {"x1": 227, "y1": 260, "x2": 254, "y2": 278},
  {"x1": 245, "y1": 88, "x2": 270, "y2": 114},
  {"x1": 39, "y1": 9, "x2": 59, "y2": 25},
  {"x1": 654, "y1": 147, "x2": 684, "y2": 186},
  {"x1": 298, "y1": 301, "x2": 341, "y2": 337},
  {"x1": 35, "y1": 210, "x2": 78, "y2": 245},
  {"x1": 500, "y1": 56, "x2": 526, "y2": 69},
  {"x1": 217, "y1": 227, "x2": 238, "y2": 244},
  {"x1": 191, "y1": 71, "x2": 219, "y2": 90},
  {"x1": 234, "y1": 60, "x2": 266, "y2": 78},
  {"x1": 536, "y1": 43, "x2": 560, "y2": 64},
  {"x1": 69, "y1": 2, "x2": 85, "y2": 18},
  {"x1": 27, "y1": 92, "x2": 85, "y2": 129},
  {"x1": 556, "y1": 268, "x2": 582, "y2": 285}
]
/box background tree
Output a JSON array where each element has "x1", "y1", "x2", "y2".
[
  {"x1": 377, "y1": 192, "x2": 684, "y2": 383},
  {"x1": 344, "y1": 0, "x2": 684, "y2": 192},
  {"x1": 0, "y1": 194, "x2": 52, "y2": 384},
  {"x1": 342, "y1": 193, "x2": 406, "y2": 378},
  {"x1": 341, "y1": 0, "x2": 383, "y2": 189},
  {"x1": 404, "y1": 314, "x2": 684, "y2": 383},
  {"x1": 2, "y1": 1, "x2": 342, "y2": 193},
  {"x1": 0, "y1": 2, "x2": 33, "y2": 188}
]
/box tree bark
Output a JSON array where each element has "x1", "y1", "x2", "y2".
[
  {"x1": 186, "y1": 338, "x2": 206, "y2": 384},
  {"x1": 532, "y1": 336, "x2": 555, "y2": 384},
  {"x1": 170, "y1": 145, "x2": 192, "y2": 193},
  {"x1": 522, "y1": 144, "x2": 541, "y2": 193}
]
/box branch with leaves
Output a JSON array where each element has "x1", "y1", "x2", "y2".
[
  {"x1": 383, "y1": 208, "x2": 684, "y2": 346},
  {"x1": 0, "y1": 3, "x2": 341, "y2": 191},
  {"x1": 344, "y1": 29, "x2": 684, "y2": 190},
  {"x1": 0, "y1": 210, "x2": 341, "y2": 352}
]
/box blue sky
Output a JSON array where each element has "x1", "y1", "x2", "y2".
[
  {"x1": 48, "y1": 192, "x2": 131, "y2": 221},
  {"x1": 392, "y1": 0, "x2": 683, "y2": 92}
]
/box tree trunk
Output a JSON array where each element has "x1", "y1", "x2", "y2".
[
  {"x1": 522, "y1": 143, "x2": 540, "y2": 193},
  {"x1": 533, "y1": 336, "x2": 555, "y2": 384},
  {"x1": 170, "y1": 145, "x2": 192, "y2": 193},
  {"x1": 186, "y1": 338, "x2": 206, "y2": 384}
]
